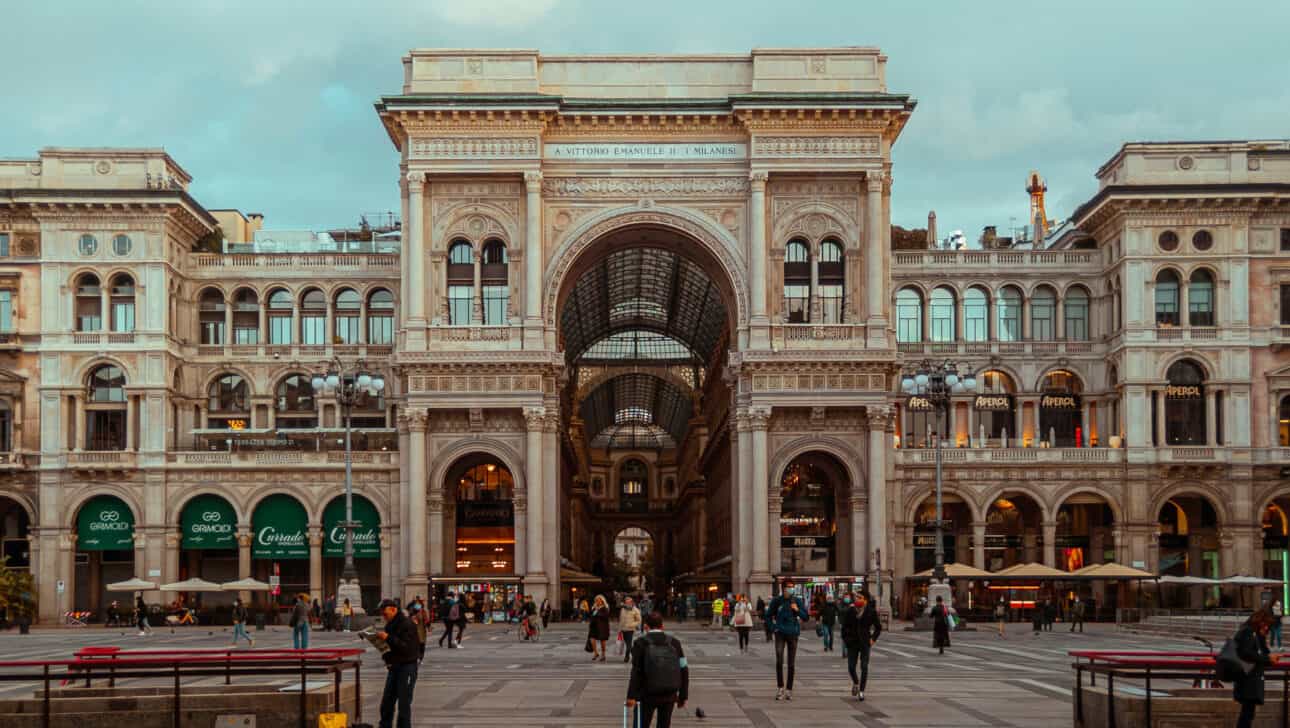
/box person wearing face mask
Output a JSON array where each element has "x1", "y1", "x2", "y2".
[
  {"x1": 765, "y1": 585, "x2": 809, "y2": 701},
  {"x1": 840, "y1": 591, "x2": 882, "y2": 701},
  {"x1": 731, "y1": 594, "x2": 754, "y2": 653}
]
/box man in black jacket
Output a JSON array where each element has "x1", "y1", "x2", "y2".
[
  {"x1": 376, "y1": 599, "x2": 420, "y2": 728},
  {"x1": 626, "y1": 612, "x2": 689, "y2": 728},
  {"x1": 840, "y1": 591, "x2": 883, "y2": 701}
]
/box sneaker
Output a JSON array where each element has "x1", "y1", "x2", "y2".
[
  {"x1": 250, "y1": 639, "x2": 255, "y2": 647},
  {"x1": 775, "y1": 688, "x2": 784, "y2": 701},
  {"x1": 851, "y1": 683, "x2": 858, "y2": 696},
  {"x1": 785, "y1": 690, "x2": 792, "y2": 701},
  {"x1": 858, "y1": 691, "x2": 865, "y2": 702}
]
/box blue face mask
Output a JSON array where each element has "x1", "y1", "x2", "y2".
[{"x1": 843, "y1": 597, "x2": 852, "y2": 605}]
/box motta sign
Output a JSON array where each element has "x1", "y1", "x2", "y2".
[
  {"x1": 781, "y1": 536, "x2": 835, "y2": 548},
  {"x1": 973, "y1": 394, "x2": 1013, "y2": 412},
  {"x1": 1166, "y1": 384, "x2": 1203, "y2": 399},
  {"x1": 1040, "y1": 394, "x2": 1081, "y2": 410},
  {"x1": 906, "y1": 395, "x2": 936, "y2": 412}
]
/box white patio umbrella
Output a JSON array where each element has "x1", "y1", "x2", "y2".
[
  {"x1": 1221, "y1": 575, "x2": 1283, "y2": 586},
  {"x1": 1157, "y1": 575, "x2": 1220, "y2": 585},
  {"x1": 106, "y1": 578, "x2": 158, "y2": 592},
  {"x1": 220, "y1": 577, "x2": 272, "y2": 591},
  {"x1": 160, "y1": 577, "x2": 224, "y2": 592}
]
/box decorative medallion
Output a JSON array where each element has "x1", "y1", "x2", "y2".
[
  {"x1": 1249, "y1": 158, "x2": 1261, "y2": 171},
  {"x1": 95, "y1": 161, "x2": 112, "y2": 175},
  {"x1": 1178, "y1": 156, "x2": 1194, "y2": 170}
]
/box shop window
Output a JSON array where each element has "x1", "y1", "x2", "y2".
[
  {"x1": 76, "y1": 274, "x2": 102, "y2": 332},
  {"x1": 1165, "y1": 360, "x2": 1206, "y2": 445},
  {"x1": 1064, "y1": 287, "x2": 1090, "y2": 341},
  {"x1": 1155, "y1": 270, "x2": 1180, "y2": 326},
  {"x1": 779, "y1": 453, "x2": 842, "y2": 574},
  {"x1": 784, "y1": 240, "x2": 810, "y2": 323},
  {"x1": 896, "y1": 288, "x2": 922, "y2": 342},
  {"x1": 198, "y1": 288, "x2": 225, "y2": 345},
  {"x1": 267, "y1": 289, "x2": 293, "y2": 344},
  {"x1": 231, "y1": 288, "x2": 259, "y2": 344},
  {"x1": 367, "y1": 289, "x2": 394, "y2": 344},
  {"x1": 997, "y1": 286, "x2": 1022, "y2": 341},
  {"x1": 929, "y1": 287, "x2": 955, "y2": 342},
  {"x1": 818, "y1": 239, "x2": 845, "y2": 323},
  {"x1": 299, "y1": 289, "x2": 326, "y2": 345},
  {"x1": 334, "y1": 288, "x2": 361, "y2": 344},
  {"x1": 1030, "y1": 286, "x2": 1056, "y2": 341},
  {"x1": 453, "y1": 457, "x2": 515, "y2": 575},
  {"x1": 1038, "y1": 370, "x2": 1083, "y2": 446},
  {"x1": 963, "y1": 287, "x2": 988, "y2": 342},
  {"x1": 1189, "y1": 269, "x2": 1214, "y2": 326},
  {"x1": 974, "y1": 370, "x2": 1017, "y2": 440}
]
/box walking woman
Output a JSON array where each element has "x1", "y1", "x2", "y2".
[
  {"x1": 732, "y1": 594, "x2": 754, "y2": 653},
  {"x1": 540, "y1": 597, "x2": 552, "y2": 629},
  {"x1": 765, "y1": 587, "x2": 809, "y2": 701},
  {"x1": 588, "y1": 594, "x2": 611, "y2": 662},
  {"x1": 930, "y1": 595, "x2": 951, "y2": 655},
  {"x1": 994, "y1": 598, "x2": 1007, "y2": 639},
  {"x1": 1233, "y1": 609, "x2": 1279, "y2": 728},
  {"x1": 841, "y1": 591, "x2": 882, "y2": 701},
  {"x1": 230, "y1": 598, "x2": 254, "y2": 647},
  {"x1": 134, "y1": 594, "x2": 153, "y2": 636},
  {"x1": 1272, "y1": 601, "x2": 1284, "y2": 649}
]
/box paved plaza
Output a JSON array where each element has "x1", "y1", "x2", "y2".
[{"x1": 0, "y1": 619, "x2": 1208, "y2": 727}]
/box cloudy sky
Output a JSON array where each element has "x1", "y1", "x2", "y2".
[{"x1": 5, "y1": 1, "x2": 1287, "y2": 240}]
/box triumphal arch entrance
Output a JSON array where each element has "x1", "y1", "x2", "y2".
[{"x1": 378, "y1": 48, "x2": 913, "y2": 609}]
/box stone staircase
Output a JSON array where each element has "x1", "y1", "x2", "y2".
[{"x1": 1117, "y1": 614, "x2": 1246, "y2": 643}]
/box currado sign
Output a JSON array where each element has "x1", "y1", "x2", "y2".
[
  {"x1": 181, "y1": 494, "x2": 237, "y2": 549},
  {"x1": 322, "y1": 495, "x2": 381, "y2": 559},
  {"x1": 77, "y1": 495, "x2": 134, "y2": 551},
  {"x1": 252, "y1": 494, "x2": 309, "y2": 560}
]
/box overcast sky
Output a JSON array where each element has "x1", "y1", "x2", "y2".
[{"x1": 4, "y1": 1, "x2": 1287, "y2": 240}]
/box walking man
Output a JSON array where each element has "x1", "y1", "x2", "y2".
[
  {"x1": 995, "y1": 598, "x2": 1008, "y2": 639},
  {"x1": 625, "y1": 612, "x2": 689, "y2": 728},
  {"x1": 134, "y1": 594, "x2": 152, "y2": 636},
  {"x1": 820, "y1": 595, "x2": 838, "y2": 652},
  {"x1": 841, "y1": 591, "x2": 882, "y2": 701},
  {"x1": 1069, "y1": 596, "x2": 1086, "y2": 633},
  {"x1": 290, "y1": 593, "x2": 310, "y2": 649},
  {"x1": 619, "y1": 596, "x2": 642, "y2": 661},
  {"x1": 230, "y1": 598, "x2": 254, "y2": 647},
  {"x1": 765, "y1": 587, "x2": 809, "y2": 701},
  {"x1": 438, "y1": 592, "x2": 458, "y2": 648},
  {"x1": 376, "y1": 599, "x2": 419, "y2": 728}
]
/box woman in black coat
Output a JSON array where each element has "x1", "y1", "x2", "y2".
[
  {"x1": 587, "y1": 594, "x2": 611, "y2": 662},
  {"x1": 930, "y1": 595, "x2": 951, "y2": 654},
  {"x1": 1233, "y1": 609, "x2": 1278, "y2": 728}
]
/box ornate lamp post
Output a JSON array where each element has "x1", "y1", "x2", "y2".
[
  {"x1": 312, "y1": 360, "x2": 385, "y2": 603},
  {"x1": 901, "y1": 360, "x2": 977, "y2": 592}
]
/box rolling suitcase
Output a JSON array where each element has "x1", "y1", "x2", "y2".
[{"x1": 624, "y1": 704, "x2": 641, "y2": 728}]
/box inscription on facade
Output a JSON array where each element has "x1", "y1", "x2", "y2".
[
  {"x1": 544, "y1": 143, "x2": 746, "y2": 160},
  {"x1": 541, "y1": 176, "x2": 750, "y2": 197}
]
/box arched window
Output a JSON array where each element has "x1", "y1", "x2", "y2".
[
  {"x1": 367, "y1": 289, "x2": 395, "y2": 345},
  {"x1": 1030, "y1": 286, "x2": 1056, "y2": 341},
  {"x1": 334, "y1": 288, "x2": 361, "y2": 344},
  {"x1": 75, "y1": 274, "x2": 103, "y2": 332},
  {"x1": 452, "y1": 456, "x2": 516, "y2": 575},
  {"x1": 1280, "y1": 395, "x2": 1290, "y2": 447},
  {"x1": 997, "y1": 286, "x2": 1022, "y2": 341},
  {"x1": 267, "y1": 289, "x2": 293, "y2": 345},
  {"x1": 1064, "y1": 287, "x2": 1090, "y2": 341},
  {"x1": 1155, "y1": 270, "x2": 1180, "y2": 326},
  {"x1": 447, "y1": 240, "x2": 473, "y2": 325},
  {"x1": 275, "y1": 375, "x2": 317, "y2": 428},
  {"x1": 199, "y1": 289, "x2": 225, "y2": 345},
  {"x1": 299, "y1": 289, "x2": 326, "y2": 345},
  {"x1": 109, "y1": 274, "x2": 135, "y2": 332},
  {"x1": 929, "y1": 287, "x2": 955, "y2": 341},
  {"x1": 1164, "y1": 360, "x2": 1206, "y2": 445},
  {"x1": 619, "y1": 458, "x2": 649, "y2": 513},
  {"x1": 784, "y1": 239, "x2": 810, "y2": 323},
  {"x1": 896, "y1": 288, "x2": 923, "y2": 343},
  {"x1": 1038, "y1": 370, "x2": 1084, "y2": 446},
  {"x1": 1189, "y1": 269, "x2": 1215, "y2": 327},
  {"x1": 231, "y1": 289, "x2": 259, "y2": 344},
  {"x1": 963, "y1": 287, "x2": 989, "y2": 341},
  {"x1": 87, "y1": 365, "x2": 127, "y2": 450},
  {"x1": 207, "y1": 374, "x2": 249, "y2": 429},
  {"x1": 481, "y1": 239, "x2": 509, "y2": 325},
  {"x1": 818, "y1": 239, "x2": 845, "y2": 323}
]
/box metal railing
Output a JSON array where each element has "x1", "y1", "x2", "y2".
[{"x1": 0, "y1": 647, "x2": 364, "y2": 728}]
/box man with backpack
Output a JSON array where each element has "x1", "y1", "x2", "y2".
[
  {"x1": 626, "y1": 611, "x2": 689, "y2": 728},
  {"x1": 765, "y1": 586, "x2": 809, "y2": 701}
]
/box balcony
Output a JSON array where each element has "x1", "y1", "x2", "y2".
[
  {"x1": 1155, "y1": 327, "x2": 1219, "y2": 342},
  {"x1": 67, "y1": 451, "x2": 137, "y2": 470},
  {"x1": 0, "y1": 452, "x2": 32, "y2": 468},
  {"x1": 893, "y1": 249, "x2": 1098, "y2": 269},
  {"x1": 893, "y1": 447, "x2": 1124, "y2": 466},
  {"x1": 167, "y1": 450, "x2": 398, "y2": 468},
  {"x1": 191, "y1": 253, "x2": 399, "y2": 271},
  {"x1": 192, "y1": 343, "x2": 397, "y2": 360},
  {"x1": 896, "y1": 340, "x2": 1097, "y2": 357},
  {"x1": 772, "y1": 323, "x2": 866, "y2": 347}
]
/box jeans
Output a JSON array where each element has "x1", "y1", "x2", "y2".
[
  {"x1": 847, "y1": 642, "x2": 872, "y2": 691},
  {"x1": 622, "y1": 630, "x2": 635, "y2": 658},
  {"x1": 639, "y1": 699, "x2": 675, "y2": 728},
  {"x1": 379, "y1": 662, "x2": 418, "y2": 728},
  {"x1": 232, "y1": 622, "x2": 251, "y2": 644},
  {"x1": 439, "y1": 621, "x2": 454, "y2": 646},
  {"x1": 342, "y1": 615, "x2": 352, "y2": 631},
  {"x1": 736, "y1": 626, "x2": 751, "y2": 651},
  {"x1": 822, "y1": 623, "x2": 834, "y2": 651},
  {"x1": 773, "y1": 633, "x2": 799, "y2": 689},
  {"x1": 1272, "y1": 623, "x2": 1283, "y2": 648},
  {"x1": 292, "y1": 623, "x2": 309, "y2": 649}
]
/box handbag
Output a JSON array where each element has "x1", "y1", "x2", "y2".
[
  {"x1": 946, "y1": 613, "x2": 957, "y2": 631},
  {"x1": 585, "y1": 636, "x2": 594, "y2": 653},
  {"x1": 1216, "y1": 637, "x2": 1254, "y2": 682}
]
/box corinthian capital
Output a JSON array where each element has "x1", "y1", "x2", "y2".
[
  {"x1": 523, "y1": 406, "x2": 546, "y2": 430},
  {"x1": 406, "y1": 171, "x2": 425, "y2": 189},
  {"x1": 748, "y1": 405, "x2": 771, "y2": 430},
  {"x1": 866, "y1": 405, "x2": 894, "y2": 431},
  {"x1": 406, "y1": 409, "x2": 428, "y2": 432},
  {"x1": 866, "y1": 173, "x2": 884, "y2": 193},
  {"x1": 749, "y1": 170, "x2": 769, "y2": 188},
  {"x1": 524, "y1": 170, "x2": 543, "y2": 190}
]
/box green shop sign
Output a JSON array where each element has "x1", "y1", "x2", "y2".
[
  {"x1": 181, "y1": 494, "x2": 237, "y2": 550},
  {"x1": 322, "y1": 496, "x2": 381, "y2": 559},
  {"x1": 77, "y1": 495, "x2": 134, "y2": 551},
  {"x1": 251, "y1": 494, "x2": 309, "y2": 560}
]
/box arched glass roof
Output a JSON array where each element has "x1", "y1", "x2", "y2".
[{"x1": 579, "y1": 372, "x2": 692, "y2": 451}]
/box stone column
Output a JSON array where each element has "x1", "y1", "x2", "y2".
[
  {"x1": 735, "y1": 410, "x2": 753, "y2": 592},
  {"x1": 523, "y1": 407, "x2": 546, "y2": 583},
  {"x1": 405, "y1": 173, "x2": 427, "y2": 349},
  {"x1": 471, "y1": 250, "x2": 482, "y2": 325},
  {"x1": 1031, "y1": 399, "x2": 1042, "y2": 445},
  {"x1": 428, "y1": 496, "x2": 444, "y2": 578},
  {"x1": 523, "y1": 172, "x2": 544, "y2": 346},
  {"x1": 809, "y1": 242, "x2": 820, "y2": 322},
  {"x1": 404, "y1": 410, "x2": 428, "y2": 600},
  {"x1": 865, "y1": 174, "x2": 886, "y2": 347},
  {"x1": 237, "y1": 528, "x2": 252, "y2": 603},
  {"x1": 125, "y1": 395, "x2": 136, "y2": 451},
  {"x1": 380, "y1": 533, "x2": 393, "y2": 600},
  {"x1": 1205, "y1": 389, "x2": 1218, "y2": 446},
  {"x1": 1042, "y1": 521, "x2": 1057, "y2": 568},
  {"x1": 867, "y1": 406, "x2": 891, "y2": 576},
  {"x1": 542, "y1": 411, "x2": 559, "y2": 603},
  {"x1": 1155, "y1": 389, "x2": 1167, "y2": 447},
  {"x1": 749, "y1": 171, "x2": 770, "y2": 347},
  {"x1": 1080, "y1": 399, "x2": 1091, "y2": 446},
  {"x1": 396, "y1": 415, "x2": 410, "y2": 585},
  {"x1": 308, "y1": 526, "x2": 323, "y2": 602},
  {"x1": 223, "y1": 300, "x2": 233, "y2": 347},
  {"x1": 1013, "y1": 398, "x2": 1024, "y2": 446},
  {"x1": 850, "y1": 495, "x2": 866, "y2": 573},
  {"x1": 970, "y1": 521, "x2": 987, "y2": 570},
  {"x1": 74, "y1": 394, "x2": 85, "y2": 450},
  {"x1": 749, "y1": 406, "x2": 772, "y2": 584}
]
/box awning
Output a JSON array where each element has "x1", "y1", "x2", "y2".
[
  {"x1": 560, "y1": 567, "x2": 603, "y2": 584},
  {"x1": 77, "y1": 495, "x2": 135, "y2": 551},
  {"x1": 161, "y1": 577, "x2": 224, "y2": 592},
  {"x1": 251, "y1": 494, "x2": 309, "y2": 560},
  {"x1": 180, "y1": 494, "x2": 237, "y2": 550},
  {"x1": 1073, "y1": 563, "x2": 1155, "y2": 579},
  {"x1": 221, "y1": 578, "x2": 272, "y2": 591},
  {"x1": 991, "y1": 562, "x2": 1070, "y2": 579},
  {"x1": 1156, "y1": 575, "x2": 1221, "y2": 586},
  {"x1": 106, "y1": 578, "x2": 157, "y2": 592},
  {"x1": 1222, "y1": 575, "x2": 1284, "y2": 586},
  {"x1": 322, "y1": 495, "x2": 381, "y2": 559},
  {"x1": 911, "y1": 563, "x2": 993, "y2": 579}
]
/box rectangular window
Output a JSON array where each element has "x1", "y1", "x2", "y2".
[
  {"x1": 964, "y1": 302, "x2": 987, "y2": 342},
  {"x1": 482, "y1": 285, "x2": 509, "y2": 326},
  {"x1": 233, "y1": 326, "x2": 259, "y2": 345},
  {"x1": 1281, "y1": 228, "x2": 1290, "y2": 252},
  {"x1": 1282, "y1": 285, "x2": 1290, "y2": 326},
  {"x1": 0, "y1": 234, "x2": 9, "y2": 257},
  {"x1": 1031, "y1": 303, "x2": 1055, "y2": 341},
  {"x1": 368, "y1": 315, "x2": 393, "y2": 345},
  {"x1": 1065, "y1": 302, "x2": 1089, "y2": 341},
  {"x1": 998, "y1": 306, "x2": 1020, "y2": 342},
  {"x1": 1189, "y1": 289, "x2": 1214, "y2": 327},
  {"x1": 335, "y1": 315, "x2": 360, "y2": 344},
  {"x1": 269, "y1": 315, "x2": 292, "y2": 345},
  {"x1": 200, "y1": 321, "x2": 225, "y2": 345},
  {"x1": 896, "y1": 304, "x2": 921, "y2": 343},
  {"x1": 87, "y1": 410, "x2": 127, "y2": 451},
  {"x1": 448, "y1": 285, "x2": 473, "y2": 325},
  {"x1": 784, "y1": 284, "x2": 809, "y2": 323},
  {"x1": 818, "y1": 284, "x2": 843, "y2": 324},
  {"x1": 111, "y1": 303, "x2": 135, "y2": 332},
  {"x1": 300, "y1": 315, "x2": 325, "y2": 345},
  {"x1": 0, "y1": 291, "x2": 11, "y2": 331}
]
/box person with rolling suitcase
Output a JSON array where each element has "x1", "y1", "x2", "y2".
[{"x1": 625, "y1": 612, "x2": 689, "y2": 728}]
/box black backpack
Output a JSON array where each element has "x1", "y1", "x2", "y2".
[{"x1": 643, "y1": 638, "x2": 682, "y2": 696}]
